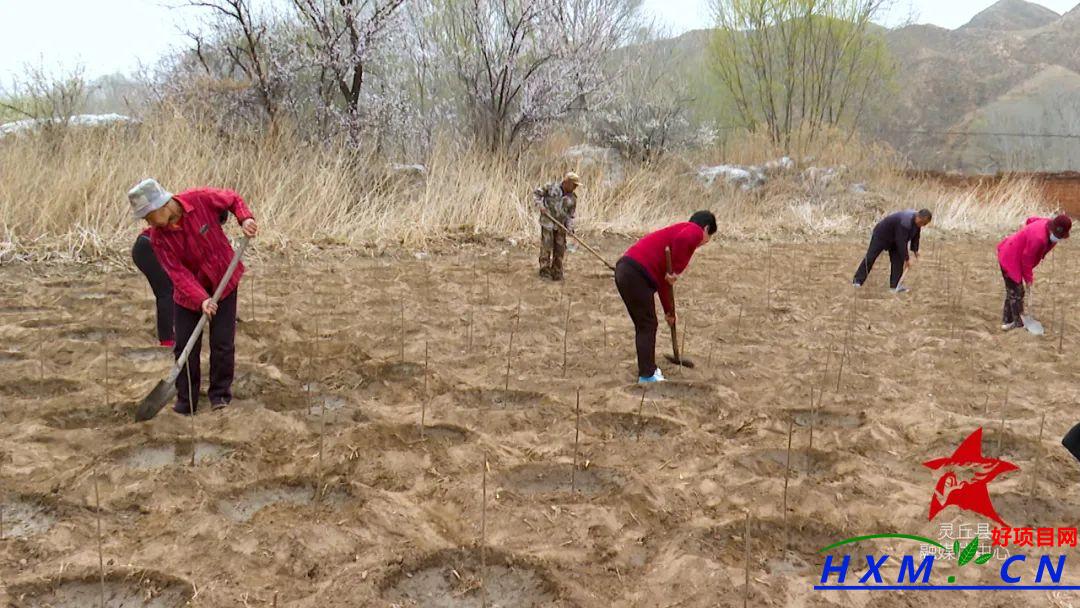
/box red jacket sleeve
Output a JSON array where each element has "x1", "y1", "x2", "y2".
[
  {"x1": 658, "y1": 226, "x2": 703, "y2": 315},
  {"x1": 199, "y1": 188, "x2": 254, "y2": 225},
  {"x1": 151, "y1": 235, "x2": 210, "y2": 311},
  {"x1": 1020, "y1": 227, "x2": 1045, "y2": 285}
]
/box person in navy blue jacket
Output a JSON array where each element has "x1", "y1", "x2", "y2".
[{"x1": 852, "y1": 209, "x2": 932, "y2": 292}]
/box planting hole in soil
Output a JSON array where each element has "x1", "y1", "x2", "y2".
[
  {"x1": 19, "y1": 318, "x2": 65, "y2": 329},
  {"x1": 381, "y1": 549, "x2": 561, "y2": 608},
  {"x1": 119, "y1": 442, "x2": 233, "y2": 470},
  {"x1": 306, "y1": 393, "x2": 349, "y2": 415},
  {"x1": 0, "y1": 351, "x2": 25, "y2": 364},
  {"x1": 786, "y1": 408, "x2": 864, "y2": 429},
  {"x1": 393, "y1": 423, "x2": 471, "y2": 445},
  {"x1": 735, "y1": 448, "x2": 838, "y2": 477},
  {"x1": 497, "y1": 463, "x2": 623, "y2": 498},
  {"x1": 0, "y1": 378, "x2": 81, "y2": 399},
  {"x1": 454, "y1": 387, "x2": 546, "y2": 410},
  {"x1": 1, "y1": 497, "x2": 55, "y2": 539},
  {"x1": 217, "y1": 484, "x2": 348, "y2": 523},
  {"x1": 43, "y1": 407, "x2": 128, "y2": 430},
  {"x1": 8, "y1": 574, "x2": 193, "y2": 608},
  {"x1": 585, "y1": 411, "x2": 681, "y2": 439},
  {"x1": 121, "y1": 347, "x2": 173, "y2": 363},
  {"x1": 61, "y1": 328, "x2": 123, "y2": 342},
  {"x1": 621, "y1": 381, "x2": 715, "y2": 402}
]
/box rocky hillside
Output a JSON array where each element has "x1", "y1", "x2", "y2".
[{"x1": 881, "y1": 0, "x2": 1080, "y2": 171}]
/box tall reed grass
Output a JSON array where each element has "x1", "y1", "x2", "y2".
[{"x1": 0, "y1": 116, "x2": 1047, "y2": 261}]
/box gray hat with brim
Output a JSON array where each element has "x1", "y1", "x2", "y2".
[{"x1": 128, "y1": 178, "x2": 173, "y2": 219}]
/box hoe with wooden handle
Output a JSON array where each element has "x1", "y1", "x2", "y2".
[{"x1": 664, "y1": 247, "x2": 695, "y2": 369}]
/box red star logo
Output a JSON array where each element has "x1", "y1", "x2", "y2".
[{"x1": 924, "y1": 428, "x2": 1018, "y2": 526}]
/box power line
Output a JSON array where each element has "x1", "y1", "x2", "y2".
[
  {"x1": 709, "y1": 124, "x2": 1080, "y2": 140},
  {"x1": 876, "y1": 128, "x2": 1080, "y2": 140}
]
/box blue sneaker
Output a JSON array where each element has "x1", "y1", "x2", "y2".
[{"x1": 638, "y1": 368, "x2": 666, "y2": 384}]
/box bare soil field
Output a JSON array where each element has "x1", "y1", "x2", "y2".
[{"x1": 2, "y1": 235, "x2": 1079, "y2": 607}]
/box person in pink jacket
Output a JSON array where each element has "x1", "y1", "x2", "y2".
[{"x1": 997, "y1": 214, "x2": 1071, "y2": 331}]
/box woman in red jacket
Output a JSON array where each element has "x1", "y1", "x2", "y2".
[
  {"x1": 997, "y1": 214, "x2": 1070, "y2": 331},
  {"x1": 615, "y1": 211, "x2": 716, "y2": 383},
  {"x1": 128, "y1": 178, "x2": 258, "y2": 415}
]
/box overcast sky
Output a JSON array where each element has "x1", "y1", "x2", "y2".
[{"x1": 0, "y1": 0, "x2": 1078, "y2": 82}]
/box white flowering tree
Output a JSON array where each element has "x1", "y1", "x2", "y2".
[
  {"x1": 291, "y1": 0, "x2": 408, "y2": 141},
  {"x1": 434, "y1": 0, "x2": 643, "y2": 153}
]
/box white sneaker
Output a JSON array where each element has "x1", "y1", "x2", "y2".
[
  {"x1": 852, "y1": 282, "x2": 862, "y2": 288},
  {"x1": 891, "y1": 286, "x2": 910, "y2": 294},
  {"x1": 1001, "y1": 322, "x2": 1018, "y2": 331}
]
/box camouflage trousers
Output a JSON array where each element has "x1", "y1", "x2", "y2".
[{"x1": 539, "y1": 226, "x2": 567, "y2": 280}]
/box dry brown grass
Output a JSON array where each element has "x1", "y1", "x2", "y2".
[{"x1": 0, "y1": 116, "x2": 1047, "y2": 261}]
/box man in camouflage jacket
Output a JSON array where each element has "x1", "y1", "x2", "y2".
[{"x1": 533, "y1": 171, "x2": 580, "y2": 281}]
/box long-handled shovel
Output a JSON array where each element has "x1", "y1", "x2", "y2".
[
  {"x1": 539, "y1": 209, "x2": 615, "y2": 272},
  {"x1": 135, "y1": 237, "x2": 250, "y2": 421},
  {"x1": 663, "y1": 247, "x2": 695, "y2": 369}
]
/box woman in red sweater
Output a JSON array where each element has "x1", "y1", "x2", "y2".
[
  {"x1": 128, "y1": 178, "x2": 258, "y2": 415},
  {"x1": 615, "y1": 211, "x2": 716, "y2": 383}
]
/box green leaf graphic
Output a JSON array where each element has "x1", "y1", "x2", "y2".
[
  {"x1": 975, "y1": 553, "x2": 994, "y2": 565},
  {"x1": 953, "y1": 540, "x2": 960, "y2": 557},
  {"x1": 958, "y1": 538, "x2": 980, "y2": 566}
]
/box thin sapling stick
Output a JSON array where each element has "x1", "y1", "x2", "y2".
[
  {"x1": 467, "y1": 300, "x2": 475, "y2": 354},
  {"x1": 997, "y1": 388, "x2": 1009, "y2": 456},
  {"x1": 637, "y1": 385, "x2": 647, "y2": 441},
  {"x1": 765, "y1": 245, "x2": 772, "y2": 312},
  {"x1": 250, "y1": 272, "x2": 256, "y2": 322},
  {"x1": 504, "y1": 299, "x2": 521, "y2": 391},
  {"x1": 783, "y1": 417, "x2": 793, "y2": 550},
  {"x1": 187, "y1": 360, "x2": 196, "y2": 467},
  {"x1": 1030, "y1": 413, "x2": 1046, "y2": 497},
  {"x1": 480, "y1": 454, "x2": 488, "y2": 608},
  {"x1": 94, "y1": 463, "x2": 106, "y2": 608},
  {"x1": 421, "y1": 341, "x2": 429, "y2": 439},
  {"x1": 743, "y1": 511, "x2": 751, "y2": 608},
  {"x1": 808, "y1": 387, "x2": 817, "y2": 472},
  {"x1": 572, "y1": 388, "x2": 580, "y2": 493},
  {"x1": 562, "y1": 297, "x2": 572, "y2": 377}
]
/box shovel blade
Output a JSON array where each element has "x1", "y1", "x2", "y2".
[
  {"x1": 1022, "y1": 315, "x2": 1045, "y2": 336},
  {"x1": 664, "y1": 354, "x2": 696, "y2": 369},
  {"x1": 134, "y1": 380, "x2": 176, "y2": 422}
]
